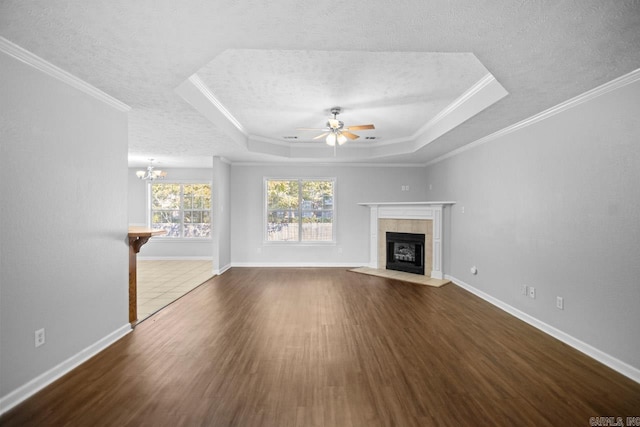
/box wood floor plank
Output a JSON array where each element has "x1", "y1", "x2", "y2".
[{"x1": 2, "y1": 267, "x2": 639, "y2": 426}]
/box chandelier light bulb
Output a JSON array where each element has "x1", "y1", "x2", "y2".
[{"x1": 136, "y1": 159, "x2": 166, "y2": 181}]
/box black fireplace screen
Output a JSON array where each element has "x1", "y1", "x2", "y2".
[{"x1": 386, "y1": 232, "x2": 425, "y2": 275}]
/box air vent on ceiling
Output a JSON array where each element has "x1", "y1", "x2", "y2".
[
  {"x1": 365, "y1": 136, "x2": 377, "y2": 140},
  {"x1": 283, "y1": 136, "x2": 298, "y2": 140}
]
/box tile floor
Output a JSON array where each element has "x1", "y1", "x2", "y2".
[{"x1": 136, "y1": 260, "x2": 214, "y2": 321}]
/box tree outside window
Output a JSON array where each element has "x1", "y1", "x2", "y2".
[
  {"x1": 266, "y1": 179, "x2": 334, "y2": 242},
  {"x1": 151, "y1": 183, "x2": 211, "y2": 238}
]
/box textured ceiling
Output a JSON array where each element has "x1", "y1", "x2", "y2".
[
  {"x1": 1, "y1": 0, "x2": 639, "y2": 167},
  {"x1": 196, "y1": 50, "x2": 489, "y2": 143}
]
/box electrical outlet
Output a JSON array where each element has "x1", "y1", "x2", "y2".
[
  {"x1": 461, "y1": 206, "x2": 465, "y2": 214},
  {"x1": 556, "y1": 296, "x2": 564, "y2": 310},
  {"x1": 35, "y1": 328, "x2": 45, "y2": 348},
  {"x1": 528, "y1": 286, "x2": 536, "y2": 299},
  {"x1": 521, "y1": 285, "x2": 528, "y2": 296}
]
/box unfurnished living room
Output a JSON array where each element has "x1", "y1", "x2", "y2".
[{"x1": 1, "y1": 2, "x2": 640, "y2": 426}]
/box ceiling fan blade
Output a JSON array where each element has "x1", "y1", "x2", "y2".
[
  {"x1": 342, "y1": 131, "x2": 360, "y2": 140},
  {"x1": 313, "y1": 132, "x2": 330, "y2": 140},
  {"x1": 297, "y1": 127, "x2": 328, "y2": 131},
  {"x1": 346, "y1": 124, "x2": 375, "y2": 131}
]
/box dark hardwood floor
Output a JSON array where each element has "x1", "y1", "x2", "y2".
[{"x1": 2, "y1": 268, "x2": 639, "y2": 426}]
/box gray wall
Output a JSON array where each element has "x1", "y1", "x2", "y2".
[
  {"x1": 230, "y1": 164, "x2": 427, "y2": 265},
  {"x1": 128, "y1": 167, "x2": 214, "y2": 259},
  {"x1": 424, "y1": 77, "x2": 640, "y2": 371},
  {"x1": 0, "y1": 52, "x2": 129, "y2": 398}
]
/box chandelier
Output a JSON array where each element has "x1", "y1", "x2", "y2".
[{"x1": 136, "y1": 159, "x2": 167, "y2": 181}]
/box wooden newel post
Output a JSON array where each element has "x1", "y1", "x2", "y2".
[{"x1": 127, "y1": 227, "x2": 166, "y2": 324}]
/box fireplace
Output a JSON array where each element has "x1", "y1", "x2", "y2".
[
  {"x1": 359, "y1": 202, "x2": 454, "y2": 279},
  {"x1": 386, "y1": 232, "x2": 425, "y2": 275}
]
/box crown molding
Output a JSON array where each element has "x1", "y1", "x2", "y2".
[
  {"x1": 249, "y1": 134, "x2": 291, "y2": 147},
  {"x1": 375, "y1": 73, "x2": 499, "y2": 147},
  {"x1": 0, "y1": 36, "x2": 130, "y2": 112},
  {"x1": 413, "y1": 73, "x2": 496, "y2": 138},
  {"x1": 425, "y1": 67, "x2": 640, "y2": 166},
  {"x1": 188, "y1": 74, "x2": 247, "y2": 135},
  {"x1": 230, "y1": 161, "x2": 425, "y2": 167}
]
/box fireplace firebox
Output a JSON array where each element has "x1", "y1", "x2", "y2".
[{"x1": 386, "y1": 232, "x2": 425, "y2": 275}]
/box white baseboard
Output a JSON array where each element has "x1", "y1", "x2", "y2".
[
  {"x1": 0, "y1": 324, "x2": 132, "y2": 415},
  {"x1": 214, "y1": 263, "x2": 231, "y2": 275},
  {"x1": 137, "y1": 256, "x2": 213, "y2": 261},
  {"x1": 447, "y1": 275, "x2": 640, "y2": 384},
  {"x1": 231, "y1": 262, "x2": 364, "y2": 268}
]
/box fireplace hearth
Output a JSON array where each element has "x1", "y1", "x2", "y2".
[{"x1": 386, "y1": 232, "x2": 425, "y2": 275}]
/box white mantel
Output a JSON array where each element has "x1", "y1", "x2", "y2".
[{"x1": 358, "y1": 202, "x2": 456, "y2": 279}]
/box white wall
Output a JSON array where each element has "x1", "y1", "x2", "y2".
[
  {"x1": 230, "y1": 164, "x2": 427, "y2": 265},
  {"x1": 0, "y1": 51, "x2": 129, "y2": 403},
  {"x1": 128, "y1": 167, "x2": 214, "y2": 259},
  {"x1": 212, "y1": 157, "x2": 231, "y2": 273},
  {"x1": 424, "y1": 75, "x2": 640, "y2": 375}
]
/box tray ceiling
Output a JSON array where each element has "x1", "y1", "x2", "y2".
[{"x1": 1, "y1": 0, "x2": 638, "y2": 167}]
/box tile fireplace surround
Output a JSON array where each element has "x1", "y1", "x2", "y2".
[{"x1": 358, "y1": 202, "x2": 455, "y2": 279}]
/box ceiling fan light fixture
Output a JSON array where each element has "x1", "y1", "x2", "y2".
[
  {"x1": 328, "y1": 118, "x2": 340, "y2": 129},
  {"x1": 302, "y1": 107, "x2": 374, "y2": 147}
]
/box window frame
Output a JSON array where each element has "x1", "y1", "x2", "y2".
[
  {"x1": 147, "y1": 180, "x2": 213, "y2": 241},
  {"x1": 263, "y1": 177, "x2": 337, "y2": 245}
]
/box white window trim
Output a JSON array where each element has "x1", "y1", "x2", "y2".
[
  {"x1": 263, "y1": 177, "x2": 337, "y2": 245},
  {"x1": 147, "y1": 180, "x2": 213, "y2": 241}
]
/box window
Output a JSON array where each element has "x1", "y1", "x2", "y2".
[
  {"x1": 150, "y1": 183, "x2": 211, "y2": 238},
  {"x1": 265, "y1": 178, "x2": 335, "y2": 242}
]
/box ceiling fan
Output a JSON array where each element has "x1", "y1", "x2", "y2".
[{"x1": 298, "y1": 107, "x2": 375, "y2": 146}]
